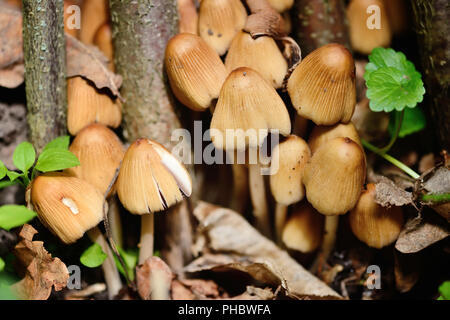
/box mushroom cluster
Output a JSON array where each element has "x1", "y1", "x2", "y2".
[{"x1": 164, "y1": 0, "x2": 403, "y2": 256}]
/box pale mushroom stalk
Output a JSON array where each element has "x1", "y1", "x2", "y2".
[
  {"x1": 310, "y1": 215, "x2": 339, "y2": 273},
  {"x1": 230, "y1": 163, "x2": 248, "y2": 214},
  {"x1": 87, "y1": 227, "x2": 123, "y2": 299},
  {"x1": 139, "y1": 214, "x2": 155, "y2": 265},
  {"x1": 248, "y1": 161, "x2": 271, "y2": 237},
  {"x1": 274, "y1": 203, "x2": 288, "y2": 242},
  {"x1": 108, "y1": 197, "x2": 124, "y2": 248}
]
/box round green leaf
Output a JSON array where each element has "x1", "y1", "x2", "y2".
[
  {"x1": 0, "y1": 161, "x2": 6, "y2": 180},
  {"x1": 80, "y1": 243, "x2": 107, "y2": 268},
  {"x1": 12, "y1": 142, "x2": 36, "y2": 173},
  {"x1": 35, "y1": 149, "x2": 80, "y2": 172},
  {"x1": 43, "y1": 136, "x2": 70, "y2": 151},
  {"x1": 0, "y1": 205, "x2": 37, "y2": 231}
]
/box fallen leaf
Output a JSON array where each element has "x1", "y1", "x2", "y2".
[
  {"x1": 179, "y1": 279, "x2": 221, "y2": 298},
  {"x1": 189, "y1": 202, "x2": 341, "y2": 299},
  {"x1": 171, "y1": 280, "x2": 195, "y2": 300},
  {"x1": 136, "y1": 256, "x2": 174, "y2": 300},
  {"x1": 374, "y1": 176, "x2": 413, "y2": 207},
  {"x1": 11, "y1": 224, "x2": 69, "y2": 300},
  {"x1": 230, "y1": 286, "x2": 275, "y2": 300}
]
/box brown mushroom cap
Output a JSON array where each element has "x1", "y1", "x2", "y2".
[{"x1": 308, "y1": 122, "x2": 362, "y2": 154}]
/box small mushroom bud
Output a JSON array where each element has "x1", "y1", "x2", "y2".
[
  {"x1": 165, "y1": 33, "x2": 228, "y2": 111},
  {"x1": 67, "y1": 77, "x2": 122, "y2": 135},
  {"x1": 349, "y1": 183, "x2": 404, "y2": 248},
  {"x1": 225, "y1": 31, "x2": 288, "y2": 89},
  {"x1": 29, "y1": 175, "x2": 105, "y2": 244},
  {"x1": 282, "y1": 202, "x2": 324, "y2": 253},
  {"x1": 79, "y1": 0, "x2": 109, "y2": 44},
  {"x1": 308, "y1": 122, "x2": 362, "y2": 154},
  {"x1": 287, "y1": 43, "x2": 356, "y2": 126},
  {"x1": 93, "y1": 23, "x2": 114, "y2": 71},
  {"x1": 198, "y1": 0, "x2": 248, "y2": 56},
  {"x1": 270, "y1": 135, "x2": 311, "y2": 240},
  {"x1": 211, "y1": 67, "x2": 291, "y2": 150},
  {"x1": 267, "y1": 0, "x2": 294, "y2": 13},
  {"x1": 347, "y1": 0, "x2": 392, "y2": 55},
  {"x1": 304, "y1": 137, "x2": 366, "y2": 215},
  {"x1": 65, "y1": 124, "x2": 124, "y2": 196},
  {"x1": 116, "y1": 139, "x2": 192, "y2": 215}
]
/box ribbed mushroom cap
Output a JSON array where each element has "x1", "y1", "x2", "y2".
[
  {"x1": 225, "y1": 31, "x2": 288, "y2": 89},
  {"x1": 267, "y1": 0, "x2": 294, "y2": 13},
  {"x1": 308, "y1": 122, "x2": 361, "y2": 154},
  {"x1": 270, "y1": 135, "x2": 310, "y2": 205},
  {"x1": 211, "y1": 67, "x2": 291, "y2": 150},
  {"x1": 67, "y1": 77, "x2": 122, "y2": 135},
  {"x1": 198, "y1": 0, "x2": 247, "y2": 56},
  {"x1": 304, "y1": 137, "x2": 366, "y2": 215},
  {"x1": 347, "y1": 0, "x2": 392, "y2": 54},
  {"x1": 282, "y1": 202, "x2": 324, "y2": 253},
  {"x1": 165, "y1": 33, "x2": 228, "y2": 111},
  {"x1": 65, "y1": 124, "x2": 124, "y2": 196},
  {"x1": 349, "y1": 183, "x2": 404, "y2": 248},
  {"x1": 79, "y1": 0, "x2": 109, "y2": 44},
  {"x1": 116, "y1": 139, "x2": 192, "y2": 215},
  {"x1": 287, "y1": 43, "x2": 356, "y2": 125},
  {"x1": 30, "y1": 175, "x2": 104, "y2": 244}
]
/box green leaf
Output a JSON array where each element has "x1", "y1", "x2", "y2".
[
  {"x1": 80, "y1": 243, "x2": 107, "y2": 268},
  {"x1": 0, "y1": 161, "x2": 6, "y2": 180},
  {"x1": 0, "y1": 205, "x2": 37, "y2": 231},
  {"x1": 365, "y1": 48, "x2": 425, "y2": 113},
  {"x1": 43, "y1": 136, "x2": 70, "y2": 151},
  {"x1": 35, "y1": 149, "x2": 80, "y2": 172},
  {"x1": 0, "y1": 258, "x2": 4, "y2": 272},
  {"x1": 6, "y1": 171, "x2": 22, "y2": 182},
  {"x1": 12, "y1": 142, "x2": 36, "y2": 173},
  {"x1": 438, "y1": 281, "x2": 450, "y2": 300},
  {"x1": 114, "y1": 247, "x2": 138, "y2": 281},
  {"x1": 388, "y1": 108, "x2": 426, "y2": 138},
  {"x1": 0, "y1": 271, "x2": 20, "y2": 300}
]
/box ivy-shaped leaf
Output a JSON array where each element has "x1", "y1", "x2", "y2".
[
  {"x1": 0, "y1": 205, "x2": 37, "y2": 231},
  {"x1": 80, "y1": 243, "x2": 107, "y2": 268},
  {"x1": 12, "y1": 142, "x2": 36, "y2": 173},
  {"x1": 6, "y1": 171, "x2": 22, "y2": 182},
  {"x1": 365, "y1": 48, "x2": 425, "y2": 113}
]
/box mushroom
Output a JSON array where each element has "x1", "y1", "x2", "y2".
[
  {"x1": 349, "y1": 183, "x2": 404, "y2": 249},
  {"x1": 29, "y1": 174, "x2": 122, "y2": 299},
  {"x1": 347, "y1": 0, "x2": 392, "y2": 55},
  {"x1": 211, "y1": 67, "x2": 291, "y2": 237},
  {"x1": 165, "y1": 33, "x2": 228, "y2": 111},
  {"x1": 267, "y1": 0, "x2": 294, "y2": 13},
  {"x1": 198, "y1": 0, "x2": 248, "y2": 56},
  {"x1": 67, "y1": 76, "x2": 122, "y2": 135},
  {"x1": 308, "y1": 122, "x2": 362, "y2": 154},
  {"x1": 79, "y1": 0, "x2": 109, "y2": 45},
  {"x1": 282, "y1": 202, "x2": 324, "y2": 253},
  {"x1": 270, "y1": 135, "x2": 310, "y2": 241},
  {"x1": 287, "y1": 43, "x2": 356, "y2": 126},
  {"x1": 116, "y1": 138, "x2": 192, "y2": 264},
  {"x1": 225, "y1": 31, "x2": 288, "y2": 89},
  {"x1": 93, "y1": 22, "x2": 114, "y2": 71}
]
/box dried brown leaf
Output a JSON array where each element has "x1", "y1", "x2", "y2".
[
  {"x1": 230, "y1": 286, "x2": 275, "y2": 300},
  {"x1": 171, "y1": 280, "x2": 196, "y2": 300},
  {"x1": 374, "y1": 176, "x2": 413, "y2": 207},
  {"x1": 189, "y1": 202, "x2": 341, "y2": 299},
  {"x1": 136, "y1": 256, "x2": 174, "y2": 300},
  {"x1": 11, "y1": 224, "x2": 69, "y2": 300}
]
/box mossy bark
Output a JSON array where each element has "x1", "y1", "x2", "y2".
[
  {"x1": 411, "y1": 0, "x2": 450, "y2": 150},
  {"x1": 22, "y1": 0, "x2": 67, "y2": 153},
  {"x1": 292, "y1": 0, "x2": 349, "y2": 55},
  {"x1": 109, "y1": 0, "x2": 181, "y2": 148}
]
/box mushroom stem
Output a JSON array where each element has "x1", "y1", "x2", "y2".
[
  {"x1": 310, "y1": 215, "x2": 339, "y2": 274},
  {"x1": 248, "y1": 163, "x2": 271, "y2": 238},
  {"x1": 139, "y1": 214, "x2": 154, "y2": 265},
  {"x1": 87, "y1": 227, "x2": 122, "y2": 299},
  {"x1": 108, "y1": 197, "x2": 123, "y2": 248},
  {"x1": 230, "y1": 163, "x2": 249, "y2": 214},
  {"x1": 274, "y1": 202, "x2": 288, "y2": 243}
]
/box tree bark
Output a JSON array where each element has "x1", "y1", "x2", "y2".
[
  {"x1": 292, "y1": 0, "x2": 349, "y2": 55},
  {"x1": 411, "y1": 0, "x2": 450, "y2": 150},
  {"x1": 110, "y1": 0, "x2": 181, "y2": 147},
  {"x1": 22, "y1": 0, "x2": 67, "y2": 152}
]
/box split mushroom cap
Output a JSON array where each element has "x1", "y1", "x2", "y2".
[
  {"x1": 93, "y1": 23, "x2": 114, "y2": 71},
  {"x1": 347, "y1": 0, "x2": 392, "y2": 55},
  {"x1": 270, "y1": 135, "x2": 310, "y2": 205},
  {"x1": 287, "y1": 43, "x2": 356, "y2": 126},
  {"x1": 210, "y1": 67, "x2": 291, "y2": 150},
  {"x1": 79, "y1": 0, "x2": 109, "y2": 44},
  {"x1": 304, "y1": 137, "x2": 366, "y2": 215},
  {"x1": 198, "y1": 0, "x2": 248, "y2": 56},
  {"x1": 67, "y1": 76, "x2": 122, "y2": 135},
  {"x1": 116, "y1": 138, "x2": 192, "y2": 215},
  {"x1": 65, "y1": 124, "x2": 124, "y2": 196},
  {"x1": 282, "y1": 202, "x2": 324, "y2": 253},
  {"x1": 225, "y1": 31, "x2": 288, "y2": 89},
  {"x1": 29, "y1": 175, "x2": 105, "y2": 244},
  {"x1": 267, "y1": 0, "x2": 294, "y2": 13},
  {"x1": 349, "y1": 183, "x2": 404, "y2": 249},
  {"x1": 165, "y1": 33, "x2": 228, "y2": 111},
  {"x1": 308, "y1": 122, "x2": 362, "y2": 154}
]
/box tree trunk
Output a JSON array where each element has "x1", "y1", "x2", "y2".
[
  {"x1": 22, "y1": 0, "x2": 67, "y2": 152},
  {"x1": 109, "y1": 0, "x2": 181, "y2": 147},
  {"x1": 292, "y1": 0, "x2": 349, "y2": 55},
  {"x1": 411, "y1": 0, "x2": 450, "y2": 151}
]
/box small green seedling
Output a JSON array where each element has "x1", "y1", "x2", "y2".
[{"x1": 437, "y1": 281, "x2": 450, "y2": 300}]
